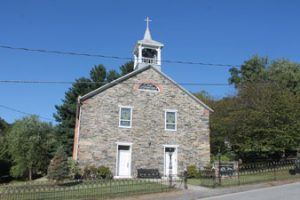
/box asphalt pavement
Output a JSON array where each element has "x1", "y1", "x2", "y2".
[
  {"x1": 200, "y1": 181, "x2": 300, "y2": 200},
  {"x1": 116, "y1": 179, "x2": 300, "y2": 200}
]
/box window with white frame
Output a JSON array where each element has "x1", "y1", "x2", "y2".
[
  {"x1": 165, "y1": 110, "x2": 177, "y2": 131},
  {"x1": 119, "y1": 106, "x2": 132, "y2": 128}
]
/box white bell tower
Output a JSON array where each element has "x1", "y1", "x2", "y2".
[{"x1": 133, "y1": 17, "x2": 164, "y2": 71}]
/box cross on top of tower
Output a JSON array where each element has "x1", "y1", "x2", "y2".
[
  {"x1": 145, "y1": 17, "x2": 152, "y2": 30},
  {"x1": 143, "y1": 17, "x2": 152, "y2": 40}
]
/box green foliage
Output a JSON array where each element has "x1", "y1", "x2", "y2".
[
  {"x1": 47, "y1": 147, "x2": 69, "y2": 181},
  {"x1": 0, "y1": 117, "x2": 11, "y2": 178},
  {"x1": 7, "y1": 116, "x2": 55, "y2": 180},
  {"x1": 229, "y1": 55, "x2": 268, "y2": 86},
  {"x1": 211, "y1": 83, "x2": 300, "y2": 160},
  {"x1": 211, "y1": 153, "x2": 235, "y2": 162},
  {"x1": 82, "y1": 165, "x2": 98, "y2": 179},
  {"x1": 67, "y1": 157, "x2": 80, "y2": 179},
  {"x1": 0, "y1": 117, "x2": 9, "y2": 136},
  {"x1": 120, "y1": 61, "x2": 134, "y2": 76},
  {"x1": 82, "y1": 165, "x2": 112, "y2": 179},
  {"x1": 193, "y1": 90, "x2": 215, "y2": 107},
  {"x1": 208, "y1": 56, "x2": 300, "y2": 161},
  {"x1": 54, "y1": 62, "x2": 134, "y2": 156},
  {"x1": 229, "y1": 56, "x2": 300, "y2": 94},
  {"x1": 97, "y1": 166, "x2": 112, "y2": 179},
  {"x1": 0, "y1": 117, "x2": 10, "y2": 160},
  {"x1": 186, "y1": 165, "x2": 198, "y2": 178},
  {"x1": 268, "y1": 59, "x2": 300, "y2": 94},
  {"x1": 107, "y1": 70, "x2": 120, "y2": 82}
]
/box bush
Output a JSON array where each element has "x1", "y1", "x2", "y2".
[
  {"x1": 211, "y1": 153, "x2": 235, "y2": 162},
  {"x1": 47, "y1": 147, "x2": 69, "y2": 181},
  {"x1": 67, "y1": 158, "x2": 81, "y2": 179},
  {"x1": 186, "y1": 165, "x2": 198, "y2": 178},
  {"x1": 82, "y1": 165, "x2": 112, "y2": 179},
  {"x1": 97, "y1": 166, "x2": 112, "y2": 179},
  {"x1": 83, "y1": 165, "x2": 98, "y2": 179}
]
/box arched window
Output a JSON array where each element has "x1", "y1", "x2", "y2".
[{"x1": 138, "y1": 83, "x2": 159, "y2": 92}]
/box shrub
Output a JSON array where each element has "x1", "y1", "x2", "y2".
[
  {"x1": 186, "y1": 165, "x2": 198, "y2": 178},
  {"x1": 82, "y1": 165, "x2": 98, "y2": 179},
  {"x1": 211, "y1": 153, "x2": 235, "y2": 162},
  {"x1": 82, "y1": 165, "x2": 112, "y2": 179},
  {"x1": 47, "y1": 147, "x2": 69, "y2": 181},
  {"x1": 67, "y1": 158, "x2": 81, "y2": 179},
  {"x1": 97, "y1": 166, "x2": 112, "y2": 179}
]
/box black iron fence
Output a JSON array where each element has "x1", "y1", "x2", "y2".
[
  {"x1": 189, "y1": 159, "x2": 300, "y2": 187},
  {"x1": 0, "y1": 177, "x2": 182, "y2": 200}
]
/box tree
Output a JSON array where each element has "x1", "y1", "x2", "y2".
[
  {"x1": 203, "y1": 56, "x2": 300, "y2": 162},
  {"x1": 54, "y1": 62, "x2": 134, "y2": 155},
  {"x1": 107, "y1": 70, "x2": 120, "y2": 82},
  {"x1": 0, "y1": 117, "x2": 11, "y2": 178},
  {"x1": 47, "y1": 147, "x2": 69, "y2": 181},
  {"x1": 209, "y1": 96, "x2": 236, "y2": 156},
  {"x1": 229, "y1": 56, "x2": 300, "y2": 94},
  {"x1": 193, "y1": 90, "x2": 215, "y2": 107},
  {"x1": 229, "y1": 55, "x2": 268, "y2": 87},
  {"x1": 210, "y1": 84, "x2": 300, "y2": 161},
  {"x1": 7, "y1": 115, "x2": 55, "y2": 180},
  {"x1": 0, "y1": 117, "x2": 9, "y2": 136},
  {"x1": 120, "y1": 61, "x2": 134, "y2": 76},
  {"x1": 210, "y1": 56, "x2": 300, "y2": 161},
  {"x1": 268, "y1": 59, "x2": 300, "y2": 94},
  {"x1": 54, "y1": 77, "x2": 96, "y2": 155},
  {"x1": 0, "y1": 117, "x2": 10, "y2": 158}
]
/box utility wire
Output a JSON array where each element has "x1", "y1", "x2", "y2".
[
  {"x1": 0, "y1": 80, "x2": 231, "y2": 86},
  {"x1": 0, "y1": 104, "x2": 54, "y2": 122},
  {"x1": 0, "y1": 44, "x2": 238, "y2": 67}
]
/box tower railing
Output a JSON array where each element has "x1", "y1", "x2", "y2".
[{"x1": 142, "y1": 57, "x2": 158, "y2": 64}]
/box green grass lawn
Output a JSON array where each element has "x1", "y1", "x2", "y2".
[
  {"x1": 188, "y1": 169, "x2": 300, "y2": 187},
  {"x1": 0, "y1": 179, "x2": 173, "y2": 200}
]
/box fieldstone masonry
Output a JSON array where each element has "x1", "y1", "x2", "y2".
[{"x1": 75, "y1": 67, "x2": 211, "y2": 177}]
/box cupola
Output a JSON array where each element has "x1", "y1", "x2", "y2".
[{"x1": 133, "y1": 17, "x2": 164, "y2": 71}]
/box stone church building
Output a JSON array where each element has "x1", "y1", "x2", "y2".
[{"x1": 73, "y1": 18, "x2": 212, "y2": 178}]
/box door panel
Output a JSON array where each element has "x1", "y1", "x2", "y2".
[
  {"x1": 165, "y1": 147, "x2": 177, "y2": 176},
  {"x1": 118, "y1": 150, "x2": 130, "y2": 176}
]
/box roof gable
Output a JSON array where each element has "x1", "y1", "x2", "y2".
[{"x1": 80, "y1": 66, "x2": 213, "y2": 112}]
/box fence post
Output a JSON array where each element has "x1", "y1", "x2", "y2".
[
  {"x1": 109, "y1": 179, "x2": 112, "y2": 197},
  {"x1": 237, "y1": 161, "x2": 240, "y2": 185},
  {"x1": 218, "y1": 159, "x2": 221, "y2": 186},
  {"x1": 273, "y1": 162, "x2": 277, "y2": 181},
  {"x1": 183, "y1": 170, "x2": 188, "y2": 189}
]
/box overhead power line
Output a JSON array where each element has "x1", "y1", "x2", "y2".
[
  {"x1": 0, "y1": 44, "x2": 238, "y2": 67},
  {"x1": 0, "y1": 104, "x2": 54, "y2": 122},
  {"x1": 0, "y1": 80, "x2": 231, "y2": 86}
]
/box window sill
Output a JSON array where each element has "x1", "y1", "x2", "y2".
[{"x1": 119, "y1": 126, "x2": 132, "y2": 129}]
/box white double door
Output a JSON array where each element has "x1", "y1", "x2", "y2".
[
  {"x1": 165, "y1": 147, "x2": 177, "y2": 176},
  {"x1": 117, "y1": 146, "x2": 131, "y2": 176}
]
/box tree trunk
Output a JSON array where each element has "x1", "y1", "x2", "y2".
[{"x1": 29, "y1": 168, "x2": 32, "y2": 181}]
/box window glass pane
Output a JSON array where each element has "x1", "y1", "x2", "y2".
[
  {"x1": 166, "y1": 112, "x2": 175, "y2": 124},
  {"x1": 120, "y1": 120, "x2": 130, "y2": 127},
  {"x1": 139, "y1": 83, "x2": 159, "y2": 91},
  {"x1": 121, "y1": 108, "x2": 131, "y2": 121},
  {"x1": 166, "y1": 124, "x2": 175, "y2": 130}
]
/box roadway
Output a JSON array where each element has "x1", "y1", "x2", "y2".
[{"x1": 200, "y1": 181, "x2": 300, "y2": 200}]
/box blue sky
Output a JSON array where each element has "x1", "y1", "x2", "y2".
[{"x1": 1, "y1": 0, "x2": 300, "y2": 123}]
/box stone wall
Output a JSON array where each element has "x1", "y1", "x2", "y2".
[{"x1": 76, "y1": 67, "x2": 211, "y2": 176}]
